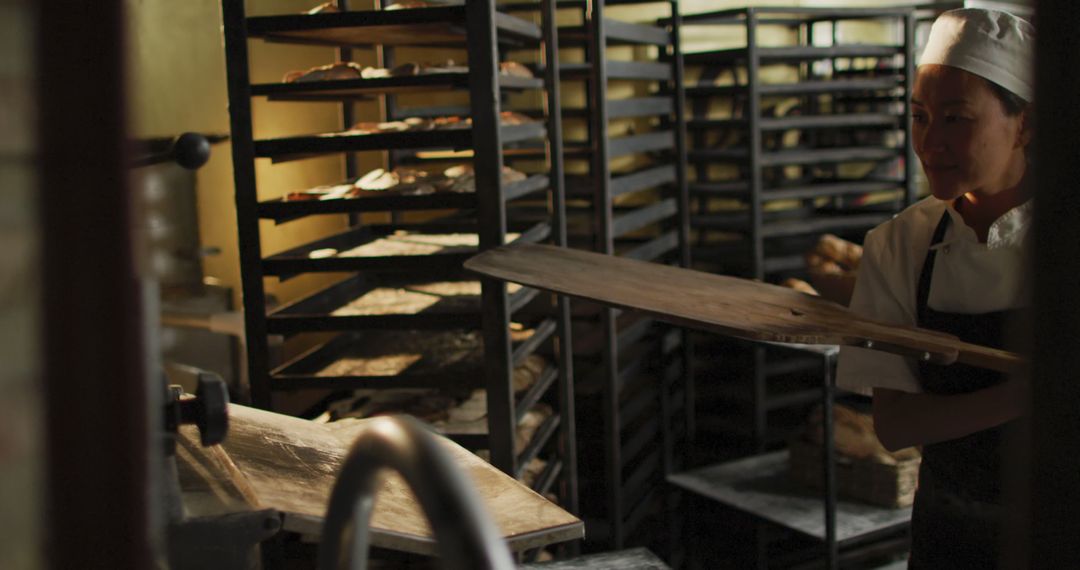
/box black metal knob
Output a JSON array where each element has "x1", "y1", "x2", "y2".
[
  {"x1": 172, "y1": 132, "x2": 212, "y2": 170},
  {"x1": 177, "y1": 372, "x2": 230, "y2": 447}
]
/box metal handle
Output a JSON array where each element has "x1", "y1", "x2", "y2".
[{"x1": 318, "y1": 416, "x2": 515, "y2": 570}]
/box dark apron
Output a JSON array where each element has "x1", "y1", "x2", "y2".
[{"x1": 908, "y1": 212, "x2": 1021, "y2": 569}]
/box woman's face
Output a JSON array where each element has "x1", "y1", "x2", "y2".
[{"x1": 911, "y1": 64, "x2": 1030, "y2": 201}]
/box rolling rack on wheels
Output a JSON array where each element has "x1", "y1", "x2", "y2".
[
  {"x1": 671, "y1": 6, "x2": 918, "y2": 568},
  {"x1": 219, "y1": 0, "x2": 578, "y2": 528}
]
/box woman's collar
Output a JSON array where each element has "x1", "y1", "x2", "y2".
[
  {"x1": 933, "y1": 198, "x2": 1033, "y2": 250},
  {"x1": 987, "y1": 199, "x2": 1034, "y2": 248}
]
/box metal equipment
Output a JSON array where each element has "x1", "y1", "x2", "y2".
[{"x1": 318, "y1": 415, "x2": 516, "y2": 570}]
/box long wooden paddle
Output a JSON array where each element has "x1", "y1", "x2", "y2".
[{"x1": 465, "y1": 243, "x2": 1025, "y2": 374}]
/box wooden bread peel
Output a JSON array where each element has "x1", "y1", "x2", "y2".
[{"x1": 465, "y1": 243, "x2": 1025, "y2": 374}]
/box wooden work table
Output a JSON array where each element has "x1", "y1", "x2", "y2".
[{"x1": 176, "y1": 404, "x2": 583, "y2": 556}]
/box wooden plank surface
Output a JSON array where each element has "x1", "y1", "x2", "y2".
[
  {"x1": 175, "y1": 404, "x2": 582, "y2": 556},
  {"x1": 464, "y1": 244, "x2": 1024, "y2": 374}
]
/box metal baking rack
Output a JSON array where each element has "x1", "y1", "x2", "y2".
[
  {"x1": 669, "y1": 7, "x2": 918, "y2": 567},
  {"x1": 498, "y1": 0, "x2": 692, "y2": 553},
  {"x1": 674, "y1": 4, "x2": 918, "y2": 454},
  {"x1": 669, "y1": 342, "x2": 911, "y2": 570},
  {"x1": 679, "y1": 6, "x2": 916, "y2": 281},
  {"x1": 220, "y1": 0, "x2": 577, "y2": 513}
]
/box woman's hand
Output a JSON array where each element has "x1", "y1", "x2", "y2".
[{"x1": 872, "y1": 380, "x2": 1029, "y2": 451}]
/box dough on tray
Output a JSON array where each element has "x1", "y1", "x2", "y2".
[
  {"x1": 305, "y1": 2, "x2": 339, "y2": 14},
  {"x1": 283, "y1": 61, "x2": 366, "y2": 83}
]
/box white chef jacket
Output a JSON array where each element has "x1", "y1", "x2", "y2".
[{"x1": 836, "y1": 196, "x2": 1032, "y2": 395}]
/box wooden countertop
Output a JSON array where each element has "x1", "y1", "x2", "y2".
[{"x1": 176, "y1": 404, "x2": 583, "y2": 556}]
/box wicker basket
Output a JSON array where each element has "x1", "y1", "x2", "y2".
[{"x1": 788, "y1": 437, "x2": 920, "y2": 508}]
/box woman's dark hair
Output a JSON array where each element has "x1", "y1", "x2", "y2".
[
  {"x1": 982, "y1": 77, "x2": 1033, "y2": 159},
  {"x1": 984, "y1": 78, "x2": 1029, "y2": 116}
]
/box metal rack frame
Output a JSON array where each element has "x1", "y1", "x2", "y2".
[
  {"x1": 670, "y1": 342, "x2": 913, "y2": 570},
  {"x1": 220, "y1": 0, "x2": 577, "y2": 512},
  {"x1": 681, "y1": 6, "x2": 917, "y2": 281},
  {"x1": 502, "y1": 0, "x2": 692, "y2": 551},
  {"x1": 588, "y1": 1, "x2": 691, "y2": 552},
  {"x1": 677, "y1": 4, "x2": 916, "y2": 453},
  {"x1": 667, "y1": 7, "x2": 919, "y2": 568}
]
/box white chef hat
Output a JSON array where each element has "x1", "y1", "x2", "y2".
[{"x1": 920, "y1": 8, "x2": 1035, "y2": 102}]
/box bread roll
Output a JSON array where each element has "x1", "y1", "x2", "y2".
[
  {"x1": 781, "y1": 278, "x2": 819, "y2": 296},
  {"x1": 306, "y1": 2, "x2": 339, "y2": 14},
  {"x1": 813, "y1": 234, "x2": 863, "y2": 271},
  {"x1": 499, "y1": 61, "x2": 535, "y2": 79},
  {"x1": 385, "y1": 0, "x2": 434, "y2": 10},
  {"x1": 516, "y1": 403, "x2": 553, "y2": 454},
  {"x1": 512, "y1": 355, "x2": 547, "y2": 393},
  {"x1": 805, "y1": 252, "x2": 845, "y2": 275},
  {"x1": 388, "y1": 62, "x2": 421, "y2": 77}
]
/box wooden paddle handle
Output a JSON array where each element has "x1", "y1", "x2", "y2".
[
  {"x1": 844, "y1": 336, "x2": 1025, "y2": 374},
  {"x1": 955, "y1": 342, "x2": 1028, "y2": 375},
  {"x1": 844, "y1": 337, "x2": 959, "y2": 366}
]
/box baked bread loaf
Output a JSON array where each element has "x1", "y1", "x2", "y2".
[
  {"x1": 805, "y1": 403, "x2": 920, "y2": 465},
  {"x1": 499, "y1": 61, "x2": 535, "y2": 79},
  {"x1": 804, "y1": 252, "x2": 845, "y2": 276},
  {"x1": 809, "y1": 234, "x2": 862, "y2": 271},
  {"x1": 512, "y1": 355, "x2": 547, "y2": 393},
  {"x1": 499, "y1": 110, "x2": 536, "y2": 125},
  {"x1": 805, "y1": 234, "x2": 862, "y2": 305}
]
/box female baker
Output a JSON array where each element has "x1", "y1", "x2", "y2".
[{"x1": 836, "y1": 8, "x2": 1033, "y2": 568}]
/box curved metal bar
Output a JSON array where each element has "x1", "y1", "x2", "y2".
[{"x1": 318, "y1": 416, "x2": 516, "y2": 570}]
